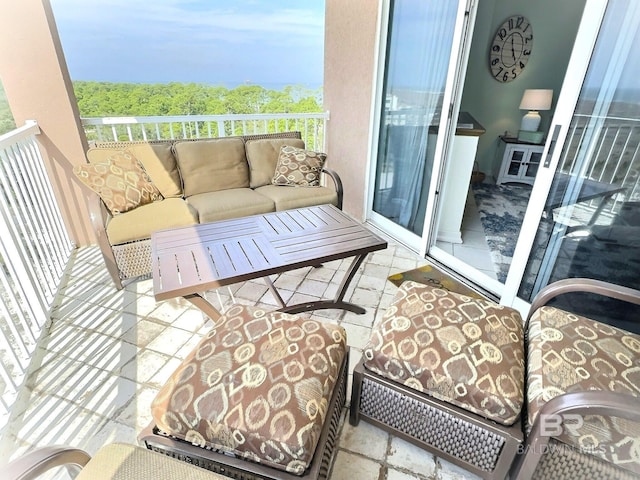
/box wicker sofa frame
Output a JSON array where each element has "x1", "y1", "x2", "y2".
[
  {"x1": 86, "y1": 131, "x2": 344, "y2": 289},
  {"x1": 138, "y1": 349, "x2": 349, "y2": 480}
]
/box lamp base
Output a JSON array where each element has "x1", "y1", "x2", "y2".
[
  {"x1": 517, "y1": 130, "x2": 545, "y2": 144},
  {"x1": 520, "y1": 111, "x2": 541, "y2": 131}
]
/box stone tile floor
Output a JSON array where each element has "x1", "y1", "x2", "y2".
[{"x1": 1, "y1": 243, "x2": 481, "y2": 479}]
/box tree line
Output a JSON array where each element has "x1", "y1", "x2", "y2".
[
  {"x1": 0, "y1": 82, "x2": 323, "y2": 134},
  {"x1": 75, "y1": 81, "x2": 322, "y2": 117}
]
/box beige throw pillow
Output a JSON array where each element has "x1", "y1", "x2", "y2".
[
  {"x1": 74, "y1": 150, "x2": 163, "y2": 215},
  {"x1": 272, "y1": 145, "x2": 327, "y2": 187}
]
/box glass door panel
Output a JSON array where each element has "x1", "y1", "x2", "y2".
[
  {"x1": 371, "y1": 0, "x2": 461, "y2": 242},
  {"x1": 515, "y1": 0, "x2": 640, "y2": 330}
]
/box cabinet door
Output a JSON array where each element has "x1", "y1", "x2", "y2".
[
  {"x1": 505, "y1": 147, "x2": 526, "y2": 177},
  {"x1": 523, "y1": 150, "x2": 542, "y2": 180}
]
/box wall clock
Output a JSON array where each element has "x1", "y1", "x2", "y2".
[{"x1": 489, "y1": 15, "x2": 533, "y2": 83}]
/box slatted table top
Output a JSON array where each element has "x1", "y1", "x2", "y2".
[{"x1": 151, "y1": 204, "x2": 387, "y2": 301}]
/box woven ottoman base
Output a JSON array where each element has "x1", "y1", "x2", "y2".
[
  {"x1": 349, "y1": 360, "x2": 522, "y2": 480},
  {"x1": 140, "y1": 349, "x2": 348, "y2": 480}
]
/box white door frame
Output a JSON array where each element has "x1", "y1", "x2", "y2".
[
  {"x1": 365, "y1": 0, "x2": 476, "y2": 255},
  {"x1": 501, "y1": 0, "x2": 609, "y2": 314}
]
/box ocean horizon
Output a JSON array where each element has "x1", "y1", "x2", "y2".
[{"x1": 70, "y1": 79, "x2": 323, "y2": 92}]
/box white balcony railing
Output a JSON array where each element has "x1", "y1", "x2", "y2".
[
  {"x1": 81, "y1": 112, "x2": 329, "y2": 152},
  {"x1": 0, "y1": 121, "x2": 74, "y2": 430},
  {"x1": 559, "y1": 113, "x2": 640, "y2": 212}
]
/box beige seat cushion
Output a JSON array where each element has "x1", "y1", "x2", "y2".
[
  {"x1": 174, "y1": 138, "x2": 249, "y2": 196},
  {"x1": 187, "y1": 188, "x2": 274, "y2": 223},
  {"x1": 106, "y1": 197, "x2": 198, "y2": 245},
  {"x1": 254, "y1": 185, "x2": 338, "y2": 211},
  {"x1": 77, "y1": 443, "x2": 226, "y2": 480},
  {"x1": 527, "y1": 306, "x2": 640, "y2": 473},
  {"x1": 363, "y1": 280, "x2": 525, "y2": 426},
  {"x1": 245, "y1": 138, "x2": 305, "y2": 188},
  {"x1": 151, "y1": 305, "x2": 347, "y2": 475},
  {"x1": 87, "y1": 143, "x2": 182, "y2": 198}
]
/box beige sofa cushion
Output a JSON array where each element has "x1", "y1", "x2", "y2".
[
  {"x1": 255, "y1": 184, "x2": 338, "y2": 211},
  {"x1": 245, "y1": 138, "x2": 305, "y2": 188},
  {"x1": 174, "y1": 138, "x2": 249, "y2": 196},
  {"x1": 87, "y1": 143, "x2": 182, "y2": 198},
  {"x1": 106, "y1": 197, "x2": 198, "y2": 245},
  {"x1": 187, "y1": 188, "x2": 274, "y2": 223}
]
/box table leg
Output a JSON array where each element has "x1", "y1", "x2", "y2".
[
  {"x1": 265, "y1": 254, "x2": 368, "y2": 315},
  {"x1": 184, "y1": 293, "x2": 222, "y2": 322}
]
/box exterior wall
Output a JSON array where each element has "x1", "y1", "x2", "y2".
[
  {"x1": 0, "y1": 0, "x2": 94, "y2": 246},
  {"x1": 324, "y1": 0, "x2": 380, "y2": 221}
]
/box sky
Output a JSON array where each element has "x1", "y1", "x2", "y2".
[{"x1": 49, "y1": 0, "x2": 325, "y2": 89}]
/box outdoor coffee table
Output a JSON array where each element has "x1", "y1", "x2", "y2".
[{"x1": 151, "y1": 204, "x2": 387, "y2": 320}]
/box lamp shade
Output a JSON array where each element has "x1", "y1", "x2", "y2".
[{"x1": 519, "y1": 89, "x2": 553, "y2": 111}]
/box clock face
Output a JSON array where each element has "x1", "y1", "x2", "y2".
[{"x1": 489, "y1": 15, "x2": 533, "y2": 83}]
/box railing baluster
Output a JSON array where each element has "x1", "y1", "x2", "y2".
[
  {"x1": 0, "y1": 121, "x2": 74, "y2": 434},
  {"x1": 81, "y1": 113, "x2": 328, "y2": 151}
]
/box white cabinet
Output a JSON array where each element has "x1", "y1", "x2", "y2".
[
  {"x1": 437, "y1": 113, "x2": 485, "y2": 244},
  {"x1": 496, "y1": 138, "x2": 544, "y2": 186}
]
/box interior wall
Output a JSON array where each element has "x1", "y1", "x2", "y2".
[{"x1": 461, "y1": 0, "x2": 587, "y2": 180}]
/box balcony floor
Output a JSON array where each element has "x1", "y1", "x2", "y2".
[{"x1": 3, "y1": 244, "x2": 480, "y2": 480}]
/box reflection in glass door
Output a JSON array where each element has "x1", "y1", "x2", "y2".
[
  {"x1": 516, "y1": 0, "x2": 640, "y2": 330},
  {"x1": 371, "y1": 0, "x2": 461, "y2": 242}
]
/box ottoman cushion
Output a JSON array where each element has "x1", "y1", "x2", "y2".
[
  {"x1": 151, "y1": 305, "x2": 347, "y2": 475},
  {"x1": 527, "y1": 306, "x2": 640, "y2": 473},
  {"x1": 363, "y1": 280, "x2": 525, "y2": 425}
]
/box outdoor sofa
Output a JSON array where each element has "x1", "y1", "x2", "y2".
[{"x1": 76, "y1": 131, "x2": 343, "y2": 289}]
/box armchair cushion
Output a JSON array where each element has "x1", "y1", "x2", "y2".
[
  {"x1": 272, "y1": 146, "x2": 327, "y2": 187},
  {"x1": 74, "y1": 150, "x2": 163, "y2": 215},
  {"x1": 363, "y1": 280, "x2": 525, "y2": 425},
  {"x1": 527, "y1": 305, "x2": 640, "y2": 472}
]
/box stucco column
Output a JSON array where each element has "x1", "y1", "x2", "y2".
[
  {"x1": 324, "y1": 0, "x2": 379, "y2": 220},
  {"x1": 0, "y1": 0, "x2": 94, "y2": 246}
]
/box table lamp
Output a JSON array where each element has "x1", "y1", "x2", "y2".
[{"x1": 518, "y1": 89, "x2": 553, "y2": 143}]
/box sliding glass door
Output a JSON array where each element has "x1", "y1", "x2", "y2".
[
  {"x1": 369, "y1": 0, "x2": 470, "y2": 250},
  {"x1": 505, "y1": 0, "x2": 640, "y2": 327}
]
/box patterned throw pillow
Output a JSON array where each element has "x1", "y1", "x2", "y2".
[
  {"x1": 272, "y1": 145, "x2": 327, "y2": 187},
  {"x1": 73, "y1": 150, "x2": 163, "y2": 215}
]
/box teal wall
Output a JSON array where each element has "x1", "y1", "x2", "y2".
[{"x1": 461, "y1": 0, "x2": 586, "y2": 179}]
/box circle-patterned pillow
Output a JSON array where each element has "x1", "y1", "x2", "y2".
[{"x1": 272, "y1": 145, "x2": 327, "y2": 187}]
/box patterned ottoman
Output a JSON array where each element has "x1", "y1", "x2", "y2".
[
  {"x1": 350, "y1": 280, "x2": 525, "y2": 480},
  {"x1": 140, "y1": 305, "x2": 349, "y2": 480}
]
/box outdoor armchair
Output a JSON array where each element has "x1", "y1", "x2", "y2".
[{"x1": 2, "y1": 442, "x2": 228, "y2": 480}]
